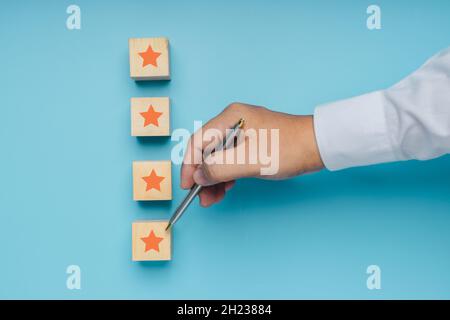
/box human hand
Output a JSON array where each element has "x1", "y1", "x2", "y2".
[{"x1": 180, "y1": 102, "x2": 324, "y2": 207}]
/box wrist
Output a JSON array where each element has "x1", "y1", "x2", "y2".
[{"x1": 297, "y1": 115, "x2": 324, "y2": 173}]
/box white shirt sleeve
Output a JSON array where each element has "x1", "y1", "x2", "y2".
[{"x1": 313, "y1": 47, "x2": 450, "y2": 171}]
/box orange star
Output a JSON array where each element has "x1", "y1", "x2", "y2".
[
  {"x1": 138, "y1": 45, "x2": 161, "y2": 68},
  {"x1": 142, "y1": 170, "x2": 165, "y2": 192},
  {"x1": 140, "y1": 105, "x2": 163, "y2": 127},
  {"x1": 141, "y1": 230, "x2": 164, "y2": 252}
]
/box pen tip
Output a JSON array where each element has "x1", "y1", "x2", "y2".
[{"x1": 165, "y1": 223, "x2": 171, "y2": 231}]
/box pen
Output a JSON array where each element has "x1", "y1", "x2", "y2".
[{"x1": 166, "y1": 118, "x2": 245, "y2": 230}]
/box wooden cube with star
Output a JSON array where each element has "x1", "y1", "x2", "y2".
[
  {"x1": 132, "y1": 160, "x2": 172, "y2": 201},
  {"x1": 131, "y1": 97, "x2": 170, "y2": 136},
  {"x1": 132, "y1": 221, "x2": 171, "y2": 261},
  {"x1": 129, "y1": 37, "x2": 170, "y2": 80}
]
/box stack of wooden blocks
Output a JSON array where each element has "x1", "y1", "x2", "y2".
[{"x1": 129, "y1": 37, "x2": 172, "y2": 261}]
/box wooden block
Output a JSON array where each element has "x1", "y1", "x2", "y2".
[
  {"x1": 132, "y1": 221, "x2": 171, "y2": 261},
  {"x1": 129, "y1": 37, "x2": 170, "y2": 80},
  {"x1": 131, "y1": 97, "x2": 170, "y2": 136},
  {"x1": 132, "y1": 160, "x2": 172, "y2": 201}
]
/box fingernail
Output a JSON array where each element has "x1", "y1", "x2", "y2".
[{"x1": 193, "y1": 169, "x2": 209, "y2": 186}]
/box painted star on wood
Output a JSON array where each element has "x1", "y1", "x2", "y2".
[
  {"x1": 138, "y1": 45, "x2": 162, "y2": 68},
  {"x1": 140, "y1": 105, "x2": 162, "y2": 127},
  {"x1": 141, "y1": 230, "x2": 164, "y2": 252},
  {"x1": 142, "y1": 169, "x2": 165, "y2": 192}
]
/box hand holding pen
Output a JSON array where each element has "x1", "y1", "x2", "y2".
[
  {"x1": 170, "y1": 103, "x2": 324, "y2": 227},
  {"x1": 166, "y1": 118, "x2": 245, "y2": 229}
]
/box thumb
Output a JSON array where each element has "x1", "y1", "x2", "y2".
[{"x1": 192, "y1": 147, "x2": 259, "y2": 186}]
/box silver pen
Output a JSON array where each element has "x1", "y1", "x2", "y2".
[{"x1": 166, "y1": 118, "x2": 245, "y2": 230}]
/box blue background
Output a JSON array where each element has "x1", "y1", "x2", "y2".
[{"x1": 0, "y1": 0, "x2": 449, "y2": 299}]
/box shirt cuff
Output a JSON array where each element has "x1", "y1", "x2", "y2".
[{"x1": 313, "y1": 90, "x2": 398, "y2": 171}]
